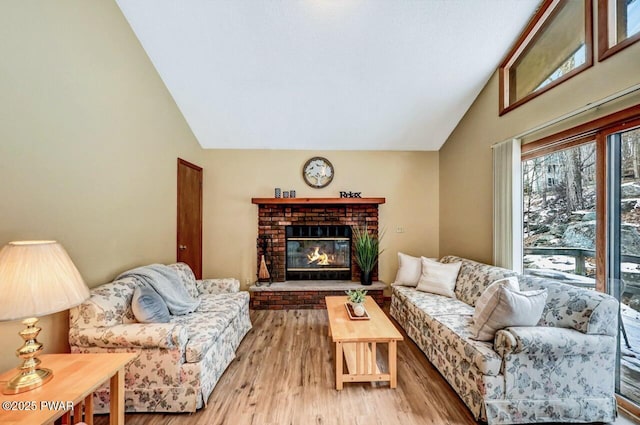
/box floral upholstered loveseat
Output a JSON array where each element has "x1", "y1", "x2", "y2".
[
  {"x1": 390, "y1": 256, "x2": 618, "y2": 424},
  {"x1": 68, "y1": 263, "x2": 251, "y2": 413}
]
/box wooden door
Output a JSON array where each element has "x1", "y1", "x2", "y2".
[{"x1": 177, "y1": 158, "x2": 203, "y2": 279}]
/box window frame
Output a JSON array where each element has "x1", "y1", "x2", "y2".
[
  {"x1": 598, "y1": 0, "x2": 640, "y2": 61},
  {"x1": 499, "y1": 0, "x2": 594, "y2": 116},
  {"x1": 604, "y1": 118, "x2": 640, "y2": 411},
  {"x1": 521, "y1": 103, "x2": 640, "y2": 293},
  {"x1": 522, "y1": 134, "x2": 601, "y2": 287}
]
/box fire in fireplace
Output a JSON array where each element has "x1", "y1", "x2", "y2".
[{"x1": 286, "y1": 225, "x2": 351, "y2": 280}]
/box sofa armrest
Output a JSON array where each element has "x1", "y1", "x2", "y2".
[
  {"x1": 69, "y1": 323, "x2": 188, "y2": 350},
  {"x1": 495, "y1": 326, "x2": 616, "y2": 358},
  {"x1": 197, "y1": 278, "x2": 240, "y2": 295}
]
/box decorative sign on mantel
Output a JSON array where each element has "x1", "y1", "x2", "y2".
[{"x1": 339, "y1": 191, "x2": 362, "y2": 198}]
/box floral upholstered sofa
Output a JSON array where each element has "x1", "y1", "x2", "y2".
[
  {"x1": 68, "y1": 263, "x2": 251, "y2": 413},
  {"x1": 390, "y1": 255, "x2": 618, "y2": 424}
]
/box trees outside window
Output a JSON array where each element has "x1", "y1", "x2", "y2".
[{"x1": 523, "y1": 143, "x2": 597, "y2": 279}]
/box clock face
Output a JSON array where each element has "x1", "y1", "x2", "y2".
[{"x1": 303, "y1": 157, "x2": 334, "y2": 188}]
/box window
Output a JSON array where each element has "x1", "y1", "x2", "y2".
[
  {"x1": 609, "y1": 124, "x2": 640, "y2": 406},
  {"x1": 523, "y1": 141, "x2": 597, "y2": 281},
  {"x1": 499, "y1": 0, "x2": 593, "y2": 115},
  {"x1": 598, "y1": 0, "x2": 640, "y2": 60},
  {"x1": 520, "y1": 105, "x2": 640, "y2": 411}
]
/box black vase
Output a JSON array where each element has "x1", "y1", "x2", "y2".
[{"x1": 360, "y1": 270, "x2": 373, "y2": 286}]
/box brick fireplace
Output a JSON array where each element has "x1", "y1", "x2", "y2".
[
  {"x1": 250, "y1": 197, "x2": 385, "y2": 309},
  {"x1": 254, "y1": 198, "x2": 384, "y2": 282}
]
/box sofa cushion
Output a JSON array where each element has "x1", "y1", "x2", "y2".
[
  {"x1": 197, "y1": 291, "x2": 249, "y2": 313},
  {"x1": 168, "y1": 262, "x2": 199, "y2": 299},
  {"x1": 416, "y1": 258, "x2": 461, "y2": 298},
  {"x1": 131, "y1": 284, "x2": 171, "y2": 323},
  {"x1": 428, "y1": 313, "x2": 503, "y2": 376},
  {"x1": 392, "y1": 285, "x2": 502, "y2": 375},
  {"x1": 393, "y1": 285, "x2": 474, "y2": 316},
  {"x1": 173, "y1": 292, "x2": 248, "y2": 362},
  {"x1": 441, "y1": 256, "x2": 518, "y2": 307},
  {"x1": 392, "y1": 252, "x2": 423, "y2": 286}
]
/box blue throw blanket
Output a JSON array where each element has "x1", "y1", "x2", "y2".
[{"x1": 117, "y1": 264, "x2": 200, "y2": 315}]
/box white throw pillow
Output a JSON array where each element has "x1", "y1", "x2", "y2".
[
  {"x1": 471, "y1": 284, "x2": 548, "y2": 341},
  {"x1": 474, "y1": 276, "x2": 520, "y2": 317},
  {"x1": 392, "y1": 252, "x2": 423, "y2": 287},
  {"x1": 415, "y1": 257, "x2": 462, "y2": 298}
]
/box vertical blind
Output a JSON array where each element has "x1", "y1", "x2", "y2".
[{"x1": 492, "y1": 138, "x2": 522, "y2": 272}]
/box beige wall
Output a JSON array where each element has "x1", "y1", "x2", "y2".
[
  {"x1": 439, "y1": 34, "x2": 640, "y2": 264},
  {"x1": 0, "y1": 2, "x2": 440, "y2": 374},
  {"x1": 0, "y1": 1, "x2": 202, "y2": 372},
  {"x1": 199, "y1": 150, "x2": 439, "y2": 289}
]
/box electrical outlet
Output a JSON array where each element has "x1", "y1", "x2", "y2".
[
  {"x1": 245, "y1": 278, "x2": 252, "y2": 285},
  {"x1": 396, "y1": 226, "x2": 405, "y2": 233}
]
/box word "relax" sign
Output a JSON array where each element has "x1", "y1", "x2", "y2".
[{"x1": 339, "y1": 191, "x2": 362, "y2": 198}]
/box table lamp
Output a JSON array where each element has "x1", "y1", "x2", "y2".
[{"x1": 0, "y1": 240, "x2": 90, "y2": 395}]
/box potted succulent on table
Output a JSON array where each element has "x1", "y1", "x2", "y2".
[
  {"x1": 352, "y1": 225, "x2": 384, "y2": 286},
  {"x1": 346, "y1": 288, "x2": 368, "y2": 317}
]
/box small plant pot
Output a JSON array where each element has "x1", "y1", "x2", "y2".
[{"x1": 350, "y1": 302, "x2": 366, "y2": 317}]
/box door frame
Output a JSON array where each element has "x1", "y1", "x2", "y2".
[{"x1": 177, "y1": 158, "x2": 203, "y2": 278}]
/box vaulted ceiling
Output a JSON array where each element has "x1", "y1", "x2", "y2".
[{"x1": 116, "y1": 0, "x2": 539, "y2": 151}]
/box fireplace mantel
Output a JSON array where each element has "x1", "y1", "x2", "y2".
[{"x1": 251, "y1": 197, "x2": 385, "y2": 205}]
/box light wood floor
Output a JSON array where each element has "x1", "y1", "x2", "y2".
[{"x1": 95, "y1": 309, "x2": 637, "y2": 425}]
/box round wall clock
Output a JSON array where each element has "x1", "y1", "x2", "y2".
[{"x1": 302, "y1": 157, "x2": 334, "y2": 188}]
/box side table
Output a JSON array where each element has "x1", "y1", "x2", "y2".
[{"x1": 0, "y1": 353, "x2": 136, "y2": 425}]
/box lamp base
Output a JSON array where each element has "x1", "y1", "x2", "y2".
[
  {"x1": 2, "y1": 367, "x2": 53, "y2": 394},
  {"x1": 2, "y1": 317, "x2": 54, "y2": 395}
]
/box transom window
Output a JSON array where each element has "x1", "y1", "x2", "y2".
[
  {"x1": 499, "y1": 0, "x2": 593, "y2": 115},
  {"x1": 598, "y1": 0, "x2": 640, "y2": 60}
]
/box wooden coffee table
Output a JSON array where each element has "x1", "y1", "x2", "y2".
[{"x1": 325, "y1": 295, "x2": 403, "y2": 390}]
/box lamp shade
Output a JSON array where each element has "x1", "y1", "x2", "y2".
[{"x1": 0, "y1": 241, "x2": 90, "y2": 321}]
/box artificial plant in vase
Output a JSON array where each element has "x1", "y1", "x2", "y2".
[
  {"x1": 346, "y1": 289, "x2": 368, "y2": 317},
  {"x1": 351, "y1": 225, "x2": 384, "y2": 286}
]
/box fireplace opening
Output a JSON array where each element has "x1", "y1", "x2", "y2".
[{"x1": 286, "y1": 225, "x2": 351, "y2": 280}]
